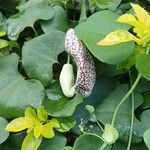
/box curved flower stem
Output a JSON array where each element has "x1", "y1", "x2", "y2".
[{"x1": 127, "y1": 70, "x2": 134, "y2": 150}]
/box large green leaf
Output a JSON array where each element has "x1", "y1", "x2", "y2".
[
  {"x1": 0, "y1": 117, "x2": 9, "y2": 144},
  {"x1": 142, "y1": 91, "x2": 150, "y2": 109},
  {"x1": 136, "y1": 54, "x2": 150, "y2": 81},
  {"x1": 0, "y1": 132, "x2": 66, "y2": 150},
  {"x1": 43, "y1": 94, "x2": 83, "y2": 117},
  {"x1": 22, "y1": 31, "x2": 65, "y2": 87},
  {"x1": 73, "y1": 134, "x2": 111, "y2": 150},
  {"x1": 39, "y1": 134, "x2": 67, "y2": 150},
  {"x1": 45, "y1": 81, "x2": 64, "y2": 100},
  {"x1": 95, "y1": 0, "x2": 121, "y2": 10},
  {"x1": 41, "y1": 5, "x2": 68, "y2": 32},
  {"x1": 0, "y1": 53, "x2": 44, "y2": 119},
  {"x1": 141, "y1": 109, "x2": 150, "y2": 129},
  {"x1": 63, "y1": 147, "x2": 74, "y2": 150},
  {"x1": 95, "y1": 84, "x2": 144, "y2": 143},
  {"x1": 113, "y1": 141, "x2": 148, "y2": 150},
  {"x1": 7, "y1": 0, "x2": 54, "y2": 40},
  {"x1": 75, "y1": 10, "x2": 135, "y2": 64},
  {"x1": 143, "y1": 129, "x2": 150, "y2": 150},
  {"x1": 56, "y1": 117, "x2": 76, "y2": 132}
]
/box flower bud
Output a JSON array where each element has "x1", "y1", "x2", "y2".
[
  {"x1": 102, "y1": 124, "x2": 119, "y2": 144},
  {"x1": 59, "y1": 63, "x2": 75, "y2": 98}
]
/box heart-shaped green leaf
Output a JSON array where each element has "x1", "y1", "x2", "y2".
[
  {"x1": 0, "y1": 53, "x2": 44, "y2": 119},
  {"x1": 75, "y1": 10, "x2": 135, "y2": 64},
  {"x1": 0, "y1": 117, "x2": 9, "y2": 144},
  {"x1": 43, "y1": 94, "x2": 83, "y2": 117},
  {"x1": 22, "y1": 31, "x2": 65, "y2": 87},
  {"x1": 143, "y1": 129, "x2": 150, "y2": 150},
  {"x1": 73, "y1": 134, "x2": 111, "y2": 150},
  {"x1": 140, "y1": 109, "x2": 150, "y2": 129},
  {"x1": 7, "y1": 0, "x2": 54, "y2": 40},
  {"x1": 95, "y1": 0, "x2": 121, "y2": 10},
  {"x1": 136, "y1": 54, "x2": 150, "y2": 81},
  {"x1": 41, "y1": 5, "x2": 68, "y2": 32},
  {"x1": 56, "y1": 117, "x2": 76, "y2": 132}
]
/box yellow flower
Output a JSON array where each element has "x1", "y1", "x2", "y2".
[
  {"x1": 0, "y1": 31, "x2": 6, "y2": 37},
  {"x1": 5, "y1": 107, "x2": 60, "y2": 139},
  {"x1": 5, "y1": 117, "x2": 36, "y2": 132},
  {"x1": 97, "y1": 3, "x2": 150, "y2": 46},
  {"x1": 33, "y1": 119, "x2": 60, "y2": 139}
]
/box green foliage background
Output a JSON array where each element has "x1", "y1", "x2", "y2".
[{"x1": 0, "y1": 0, "x2": 150, "y2": 149}]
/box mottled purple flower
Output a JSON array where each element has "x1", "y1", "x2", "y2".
[{"x1": 65, "y1": 28, "x2": 96, "y2": 97}]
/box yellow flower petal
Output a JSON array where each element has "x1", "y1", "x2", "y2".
[
  {"x1": 0, "y1": 39, "x2": 9, "y2": 49},
  {"x1": 37, "y1": 107, "x2": 48, "y2": 122},
  {"x1": 41, "y1": 119, "x2": 60, "y2": 139},
  {"x1": 41, "y1": 123, "x2": 55, "y2": 139},
  {"x1": 34, "y1": 123, "x2": 42, "y2": 138},
  {"x1": 49, "y1": 119, "x2": 60, "y2": 128},
  {"x1": 117, "y1": 13, "x2": 137, "y2": 27},
  {"x1": 25, "y1": 107, "x2": 37, "y2": 118},
  {"x1": 0, "y1": 31, "x2": 6, "y2": 37},
  {"x1": 131, "y1": 3, "x2": 150, "y2": 23},
  {"x1": 97, "y1": 30, "x2": 137, "y2": 46},
  {"x1": 5, "y1": 117, "x2": 34, "y2": 132}
]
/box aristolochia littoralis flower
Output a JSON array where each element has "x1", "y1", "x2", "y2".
[
  {"x1": 59, "y1": 28, "x2": 96, "y2": 97},
  {"x1": 97, "y1": 3, "x2": 150, "y2": 47}
]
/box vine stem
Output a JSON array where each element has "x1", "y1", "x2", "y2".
[
  {"x1": 98, "y1": 142, "x2": 107, "y2": 150},
  {"x1": 111, "y1": 46, "x2": 150, "y2": 126},
  {"x1": 127, "y1": 70, "x2": 134, "y2": 150},
  {"x1": 111, "y1": 73, "x2": 141, "y2": 126}
]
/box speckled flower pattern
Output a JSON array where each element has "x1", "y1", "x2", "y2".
[{"x1": 65, "y1": 28, "x2": 96, "y2": 97}]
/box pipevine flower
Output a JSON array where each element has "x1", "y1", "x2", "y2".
[
  {"x1": 60, "y1": 28, "x2": 96, "y2": 97},
  {"x1": 97, "y1": 3, "x2": 150, "y2": 47}
]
